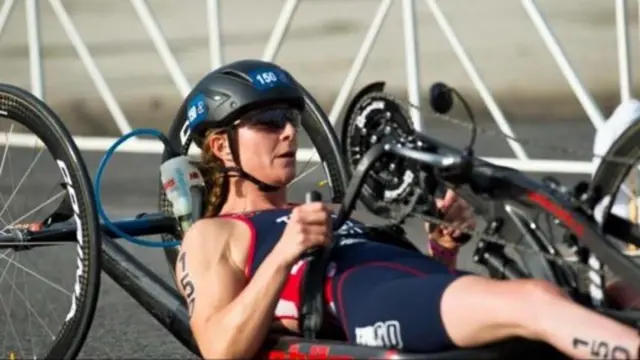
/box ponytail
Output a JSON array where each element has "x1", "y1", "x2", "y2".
[{"x1": 200, "y1": 130, "x2": 229, "y2": 217}]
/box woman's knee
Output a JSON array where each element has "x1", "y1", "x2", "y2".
[
  {"x1": 440, "y1": 276, "x2": 569, "y2": 344},
  {"x1": 502, "y1": 279, "x2": 572, "y2": 338},
  {"x1": 518, "y1": 278, "x2": 568, "y2": 302},
  {"x1": 446, "y1": 276, "x2": 566, "y2": 308}
]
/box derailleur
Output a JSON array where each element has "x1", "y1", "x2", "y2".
[
  {"x1": 541, "y1": 176, "x2": 605, "y2": 253},
  {"x1": 472, "y1": 218, "x2": 530, "y2": 280}
]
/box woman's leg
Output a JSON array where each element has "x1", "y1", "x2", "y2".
[
  {"x1": 332, "y1": 262, "x2": 463, "y2": 352},
  {"x1": 333, "y1": 261, "x2": 639, "y2": 358},
  {"x1": 441, "y1": 276, "x2": 640, "y2": 359}
]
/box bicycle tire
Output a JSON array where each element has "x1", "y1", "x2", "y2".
[
  {"x1": 588, "y1": 118, "x2": 640, "y2": 300},
  {"x1": 590, "y1": 119, "x2": 640, "y2": 220},
  {"x1": 159, "y1": 84, "x2": 350, "y2": 275},
  {"x1": 0, "y1": 83, "x2": 101, "y2": 359}
]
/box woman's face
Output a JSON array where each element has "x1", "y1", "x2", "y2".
[
  {"x1": 210, "y1": 112, "x2": 298, "y2": 187},
  {"x1": 236, "y1": 120, "x2": 298, "y2": 186}
]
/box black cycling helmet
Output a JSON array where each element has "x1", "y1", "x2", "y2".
[{"x1": 181, "y1": 59, "x2": 306, "y2": 192}]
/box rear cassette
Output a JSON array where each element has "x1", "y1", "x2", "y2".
[{"x1": 343, "y1": 91, "x2": 428, "y2": 220}]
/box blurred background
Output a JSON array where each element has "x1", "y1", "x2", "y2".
[
  {"x1": 2, "y1": 0, "x2": 638, "y2": 134},
  {"x1": 0, "y1": 0, "x2": 638, "y2": 358}
]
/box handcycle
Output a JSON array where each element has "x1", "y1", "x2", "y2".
[{"x1": 1, "y1": 77, "x2": 640, "y2": 359}]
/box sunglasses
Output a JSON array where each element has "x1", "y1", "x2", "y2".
[{"x1": 239, "y1": 107, "x2": 302, "y2": 131}]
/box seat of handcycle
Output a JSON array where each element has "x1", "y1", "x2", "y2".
[{"x1": 262, "y1": 326, "x2": 567, "y2": 360}]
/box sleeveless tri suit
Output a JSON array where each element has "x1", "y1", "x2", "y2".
[{"x1": 223, "y1": 208, "x2": 468, "y2": 352}]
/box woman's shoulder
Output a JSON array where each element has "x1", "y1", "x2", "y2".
[
  {"x1": 181, "y1": 217, "x2": 254, "y2": 273},
  {"x1": 182, "y1": 217, "x2": 250, "y2": 254}
]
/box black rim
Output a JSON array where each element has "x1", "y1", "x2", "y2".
[
  {"x1": 589, "y1": 119, "x2": 640, "y2": 291},
  {"x1": 0, "y1": 83, "x2": 101, "y2": 360},
  {"x1": 159, "y1": 86, "x2": 349, "y2": 273},
  {"x1": 590, "y1": 119, "x2": 640, "y2": 222}
]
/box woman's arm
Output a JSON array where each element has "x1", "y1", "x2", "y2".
[
  {"x1": 176, "y1": 219, "x2": 291, "y2": 359},
  {"x1": 427, "y1": 229, "x2": 461, "y2": 268},
  {"x1": 427, "y1": 189, "x2": 477, "y2": 266}
]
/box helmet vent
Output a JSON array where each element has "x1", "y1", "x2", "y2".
[{"x1": 221, "y1": 69, "x2": 251, "y2": 83}]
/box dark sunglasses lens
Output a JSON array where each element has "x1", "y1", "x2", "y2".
[{"x1": 252, "y1": 109, "x2": 301, "y2": 130}]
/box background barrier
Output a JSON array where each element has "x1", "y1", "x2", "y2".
[{"x1": 0, "y1": 0, "x2": 637, "y2": 173}]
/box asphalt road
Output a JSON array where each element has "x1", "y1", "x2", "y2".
[{"x1": 0, "y1": 118, "x2": 595, "y2": 359}]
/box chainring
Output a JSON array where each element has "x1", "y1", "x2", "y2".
[{"x1": 343, "y1": 91, "x2": 432, "y2": 220}]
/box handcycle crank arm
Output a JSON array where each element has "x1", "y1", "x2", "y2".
[
  {"x1": 334, "y1": 139, "x2": 461, "y2": 230},
  {"x1": 333, "y1": 141, "x2": 387, "y2": 230}
]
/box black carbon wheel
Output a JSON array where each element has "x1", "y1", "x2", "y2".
[{"x1": 0, "y1": 83, "x2": 101, "y2": 359}]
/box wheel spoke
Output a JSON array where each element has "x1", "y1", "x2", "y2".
[
  {"x1": 0, "y1": 250, "x2": 70, "y2": 296},
  {"x1": 0, "y1": 250, "x2": 16, "y2": 289},
  {"x1": 1, "y1": 190, "x2": 65, "y2": 234},
  {"x1": 5, "y1": 255, "x2": 57, "y2": 338},
  {"x1": 288, "y1": 163, "x2": 320, "y2": 188},
  {"x1": 0, "y1": 258, "x2": 26, "y2": 357},
  {"x1": 0, "y1": 147, "x2": 44, "y2": 219},
  {"x1": 24, "y1": 251, "x2": 64, "y2": 335},
  {"x1": 0, "y1": 124, "x2": 15, "y2": 179}
]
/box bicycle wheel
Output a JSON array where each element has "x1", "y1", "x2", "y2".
[
  {"x1": 590, "y1": 118, "x2": 640, "y2": 221},
  {"x1": 158, "y1": 83, "x2": 350, "y2": 274},
  {"x1": 0, "y1": 83, "x2": 101, "y2": 359},
  {"x1": 587, "y1": 118, "x2": 640, "y2": 303}
]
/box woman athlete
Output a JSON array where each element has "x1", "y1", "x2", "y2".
[{"x1": 174, "y1": 59, "x2": 639, "y2": 359}]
